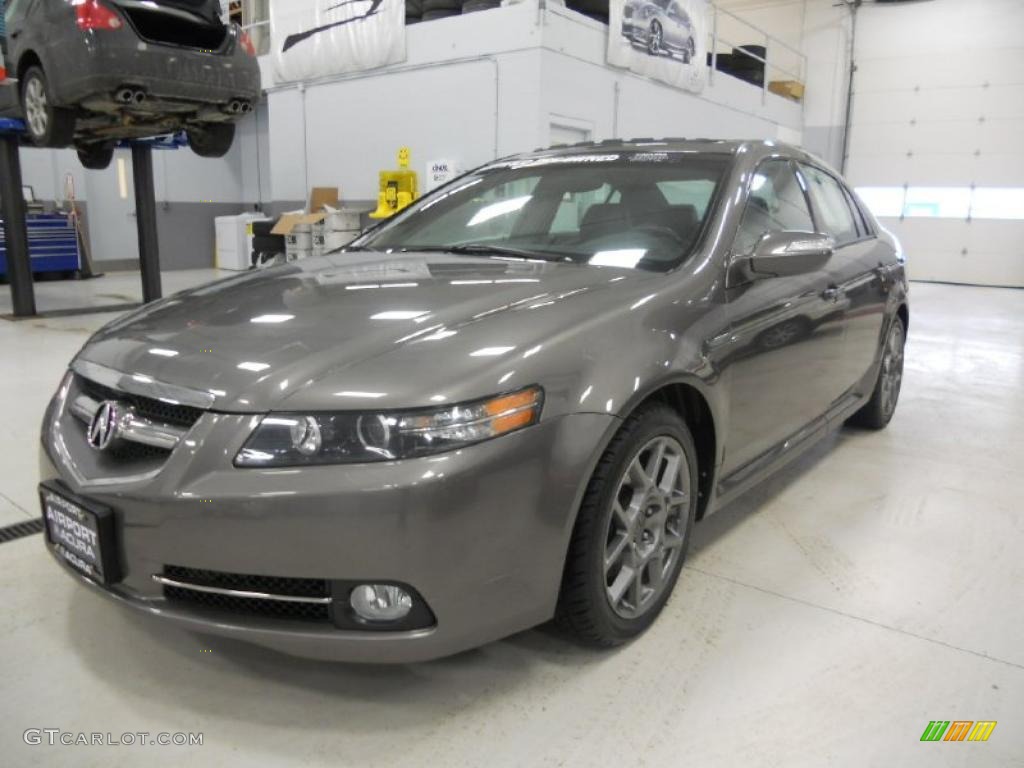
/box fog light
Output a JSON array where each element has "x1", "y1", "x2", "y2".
[{"x1": 350, "y1": 584, "x2": 413, "y2": 622}]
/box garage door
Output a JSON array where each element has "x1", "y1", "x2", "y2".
[{"x1": 844, "y1": 0, "x2": 1024, "y2": 287}]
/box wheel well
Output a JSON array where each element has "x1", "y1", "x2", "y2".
[
  {"x1": 897, "y1": 303, "x2": 909, "y2": 333},
  {"x1": 17, "y1": 51, "x2": 42, "y2": 83},
  {"x1": 642, "y1": 384, "x2": 716, "y2": 520}
]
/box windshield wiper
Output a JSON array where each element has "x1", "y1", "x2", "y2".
[{"x1": 399, "y1": 244, "x2": 576, "y2": 263}]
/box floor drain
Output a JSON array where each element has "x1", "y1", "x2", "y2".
[{"x1": 0, "y1": 518, "x2": 44, "y2": 544}]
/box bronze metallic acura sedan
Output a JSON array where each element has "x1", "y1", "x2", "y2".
[{"x1": 39, "y1": 139, "x2": 908, "y2": 662}]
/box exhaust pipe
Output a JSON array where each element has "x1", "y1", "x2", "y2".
[
  {"x1": 115, "y1": 88, "x2": 135, "y2": 105},
  {"x1": 240, "y1": 102, "x2": 253, "y2": 114},
  {"x1": 132, "y1": 90, "x2": 146, "y2": 105}
]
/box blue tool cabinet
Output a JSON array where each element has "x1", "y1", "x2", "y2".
[{"x1": 0, "y1": 213, "x2": 82, "y2": 277}]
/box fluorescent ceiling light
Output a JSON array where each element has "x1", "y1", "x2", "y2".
[
  {"x1": 333, "y1": 391, "x2": 387, "y2": 398},
  {"x1": 148, "y1": 348, "x2": 178, "y2": 357}
]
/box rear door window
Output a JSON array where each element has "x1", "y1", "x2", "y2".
[{"x1": 799, "y1": 164, "x2": 860, "y2": 246}]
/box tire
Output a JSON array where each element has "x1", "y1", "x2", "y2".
[
  {"x1": 406, "y1": 0, "x2": 424, "y2": 13},
  {"x1": 187, "y1": 123, "x2": 236, "y2": 158},
  {"x1": 421, "y1": 8, "x2": 460, "y2": 19},
  {"x1": 848, "y1": 315, "x2": 906, "y2": 430},
  {"x1": 20, "y1": 66, "x2": 75, "y2": 148},
  {"x1": 647, "y1": 21, "x2": 663, "y2": 56},
  {"x1": 462, "y1": 0, "x2": 500, "y2": 11},
  {"x1": 556, "y1": 403, "x2": 699, "y2": 647},
  {"x1": 422, "y1": 0, "x2": 462, "y2": 10},
  {"x1": 76, "y1": 143, "x2": 115, "y2": 170}
]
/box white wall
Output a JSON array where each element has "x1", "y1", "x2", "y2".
[
  {"x1": 265, "y1": 3, "x2": 804, "y2": 205},
  {"x1": 846, "y1": 0, "x2": 1024, "y2": 287}
]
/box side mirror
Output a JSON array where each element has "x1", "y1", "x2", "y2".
[{"x1": 748, "y1": 231, "x2": 834, "y2": 278}]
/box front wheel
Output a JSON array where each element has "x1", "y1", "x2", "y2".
[
  {"x1": 20, "y1": 66, "x2": 75, "y2": 148},
  {"x1": 187, "y1": 123, "x2": 236, "y2": 158},
  {"x1": 557, "y1": 403, "x2": 698, "y2": 646},
  {"x1": 848, "y1": 315, "x2": 906, "y2": 429},
  {"x1": 647, "y1": 22, "x2": 663, "y2": 56}
]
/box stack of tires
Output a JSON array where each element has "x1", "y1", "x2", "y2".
[
  {"x1": 462, "y1": 0, "x2": 502, "y2": 12},
  {"x1": 565, "y1": 0, "x2": 609, "y2": 25},
  {"x1": 728, "y1": 45, "x2": 766, "y2": 88},
  {"x1": 420, "y1": 0, "x2": 464, "y2": 21}
]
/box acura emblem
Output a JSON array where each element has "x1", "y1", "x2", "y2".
[{"x1": 88, "y1": 401, "x2": 121, "y2": 451}]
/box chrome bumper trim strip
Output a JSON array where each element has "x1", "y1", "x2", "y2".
[{"x1": 151, "y1": 575, "x2": 333, "y2": 605}]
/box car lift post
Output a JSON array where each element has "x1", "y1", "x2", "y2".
[
  {"x1": 1, "y1": 116, "x2": 173, "y2": 318},
  {"x1": 131, "y1": 144, "x2": 162, "y2": 304},
  {"x1": 0, "y1": 132, "x2": 37, "y2": 317}
]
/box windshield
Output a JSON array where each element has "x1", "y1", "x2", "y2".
[{"x1": 356, "y1": 152, "x2": 730, "y2": 272}]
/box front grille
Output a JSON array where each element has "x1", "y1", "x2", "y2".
[
  {"x1": 76, "y1": 375, "x2": 203, "y2": 429},
  {"x1": 161, "y1": 566, "x2": 331, "y2": 623}
]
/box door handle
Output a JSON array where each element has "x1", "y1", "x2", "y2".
[{"x1": 822, "y1": 286, "x2": 840, "y2": 302}]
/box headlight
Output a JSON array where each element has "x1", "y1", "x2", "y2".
[{"x1": 234, "y1": 386, "x2": 544, "y2": 467}]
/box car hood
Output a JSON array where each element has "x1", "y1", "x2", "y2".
[{"x1": 77, "y1": 252, "x2": 657, "y2": 412}]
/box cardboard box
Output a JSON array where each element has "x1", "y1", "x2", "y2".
[
  {"x1": 309, "y1": 187, "x2": 341, "y2": 213},
  {"x1": 768, "y1": 80, "x2": 805, "y2": 102}
]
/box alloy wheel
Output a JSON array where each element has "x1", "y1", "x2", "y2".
[
  {"x1": 648, "y1": 23, "x2": 663, "y2": 56},
  {"x1": 603, "y1": 435, "x2": 689, "y2": 619},
  {"x1": 879, "y1": 321, "x2": 905, "y2": 417},
  {"x1": 24, "y1": 77, "x2": 49, "y2": 139}
]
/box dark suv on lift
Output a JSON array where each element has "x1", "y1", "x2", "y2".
[{"x1": 3, "y1": 0, "x2": 261, "y2": 168}]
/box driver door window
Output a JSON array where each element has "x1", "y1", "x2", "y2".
[{"x1": 734, "y1": 159, "x2": 815, "y2": 255}]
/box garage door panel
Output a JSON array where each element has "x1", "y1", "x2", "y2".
[
  {"x1": 983, "y1": 84, "x2": 1024, "y2": 120},
  {"x1": 964, "y1": 220, "x2": 1024, "y2": 256},
  {"x1": 884, "y1": 218, "x2": 971, "y2": 256},
  {"x1": 974, "y1": 153, "x2": 1024, "y2": 186},
  {"x1": 910, "y1": 121, "x2": 983, "y2": 155},
  {"x1": 846, "y1": 154, "x2": 910, "y2": 187},
  {"x1": 909, "y1": 88, "x2": 988, "y2": 123},
  {"x1": 979, "y1": 119, "x2": 1024, "y2": 153},
  {"x1": 852, "y1": 90, "x2": 916, "y2": 125},
  {"x1": 856, "y1": 49, "x2": 1024, "y2": 92},
  {"x1": 906, "y1": 153, "x2": 979, "y2": 186}
]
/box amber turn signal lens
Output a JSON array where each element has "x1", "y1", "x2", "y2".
[{"x1": 484, "y1": 388, "x2": 543, "y2": 435}]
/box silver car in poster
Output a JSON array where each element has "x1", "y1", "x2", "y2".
[
  {"x1": 622, "y1": 0, "x2": 697, "y2": 62},
  {"x1": 39, "y1": 139, "x2": 908, "y2": 663}
]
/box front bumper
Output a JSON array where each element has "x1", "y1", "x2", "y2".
[{"x1": 40, "y1": 402, "x2": 615, "y2": 663}]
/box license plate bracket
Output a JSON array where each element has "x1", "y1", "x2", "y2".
[{"x1": 39, "y1": 480, "x2": 120, "y2": 585}]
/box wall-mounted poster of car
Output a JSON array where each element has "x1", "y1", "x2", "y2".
[
  {"x1": 3, "y1": 0, "x2": 262, "y2": 169},
  {"x1": 608, "y1": 0, "x2": 709, "y2": 93}
]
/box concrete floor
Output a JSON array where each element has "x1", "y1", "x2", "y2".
[{"x1": 0, "y1": 274, "x2": 1021, "y2": 767}]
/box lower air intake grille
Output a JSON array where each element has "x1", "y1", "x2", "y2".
[{"x1": 161, "y1": 565, "x2": 331, "y2": 623}]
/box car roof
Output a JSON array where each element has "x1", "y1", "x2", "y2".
[
  {"x1": 494, "y1": 138, "x2": 837, "y2": 178},
  {"x1": 510, "y1": 137, "x2": 823, "y2": 166}
]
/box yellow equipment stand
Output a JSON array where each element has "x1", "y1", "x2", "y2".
[{"x1": 370, "y1": 147, "x2": 419, "y2": 219}]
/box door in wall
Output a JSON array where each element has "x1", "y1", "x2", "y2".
[{"x1": 83, "y1": 153, "x2": 141, "y2": 269}]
